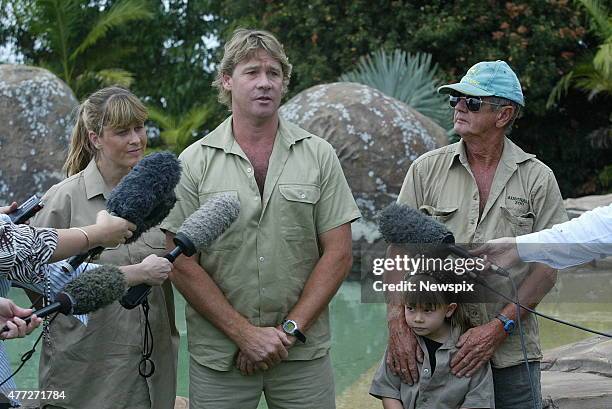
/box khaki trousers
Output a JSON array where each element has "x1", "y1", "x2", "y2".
[{"x1": 189, "y1": 353, "x2": 335, "y2": 409}]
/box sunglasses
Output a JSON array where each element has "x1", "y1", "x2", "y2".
[{"x1": 449, "y1": 95, "x2": 506, "y2": 112}]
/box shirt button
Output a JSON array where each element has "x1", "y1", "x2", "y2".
[
  {"x1": 247, "y1": 167, "x2": 252, "y2": 173},
  {"x1": 299, "y1": 193, "x2": 306, "y2": 199},
  {"x1": 254, "y1": 195, "x2": 259, "y2": 200},
  {"x1": 423, "y1": 368, "x2": 430, "y2": 375},
  {"x1": 259, "y1": 256, "x2": 265, "y2": 262}
]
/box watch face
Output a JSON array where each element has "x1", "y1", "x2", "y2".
[{"x1": 283, "y1": 320, "x2": 296, "y2": 333}]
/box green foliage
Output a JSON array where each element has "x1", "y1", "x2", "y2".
[
  {"x1": 598, "y1": 164, "x2": 612, "y2": 192},
  {"x1": 339, "y1": 50, "x2": 451, "y2": 129},
  {"x1": 147, "y1": 103, "x2": 212, "y2": 154},
  {"x1": 1, "y1": 0, "x2": 153, "y2": 98},
  {"x1": 547, "y1": 0, "x2": 612, "y2": 106}
]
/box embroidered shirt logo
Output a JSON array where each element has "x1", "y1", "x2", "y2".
[{"x1": 507, "y1": 195, "x2": 528, "y2": 207}]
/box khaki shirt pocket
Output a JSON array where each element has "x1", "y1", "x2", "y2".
[
  {"x1": 278, "y1": 184, "x2": 320, "y2": 241},
  {"x1": 500, "y1": 206, "x2": 535, "y2": 236},
  {"x1": 197, "y1": 190, "x2": 244, "y2": 251},
  {"x1": 419, "y1": 205, "x2": 458, "y2": 223},
  {"x1": 142, "y1": 228, "x2": 167, "y2": 250}
]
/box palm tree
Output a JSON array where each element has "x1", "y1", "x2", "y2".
[
  {"x1": 29, "y1": 0, "x2": 153, "y2": 97},
  {"x1": 147, "y1": 104, "x2": 212, "y2": 154},
  {"x1": 547, "y1": 0, "x2": 612, "y2": 107},
  {"x1": 339, "y1": 49, "x2": 451, "y2": 129}
]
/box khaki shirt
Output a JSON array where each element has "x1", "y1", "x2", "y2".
[
  {"x1": 31, "y1": 160, "x2": 179, "y2": 409},
  {"x1": 161, "y1": 116, "x2": 360, "y2": 371},
  {"x1": 370, "y1": 325, "x2": 495, "y2": 409},
  {"x1": 397, "y1": 138, "x2": 568, "y2": 368}
]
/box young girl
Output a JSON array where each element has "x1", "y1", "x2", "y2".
[{"x1": 370, "y1": 273, "x2": 495, "y2": 409}]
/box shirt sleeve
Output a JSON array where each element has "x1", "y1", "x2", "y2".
[
  {"x1": 530, "y1": 169, "x2": 569, "y2": 232},
  {"x1": 516, "y1": 204, "x2": 612, "y2": 269},
  {"x1": 0, "y1": 214, "x2": 58, "y2": 283},
  {"x1": 397, "y1": 161, "x2": 424, "y2": 208},
  {"x1": 314, "y1": 143, "x2": 361, "y2": 234},
  {"x1": 369, "y1": 349, "x2": 402, "y2": 400},
  {"x1": 31, "y1": 183, "x2": 72, "y2": 229},
  {"x1": 461, "y1": 360, "x2": 495, "y2": 408},
  {"x1": 160, "y1": 158, "x2": 201, "y2": 234}
]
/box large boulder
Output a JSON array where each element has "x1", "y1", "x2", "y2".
[
  {"x1": 542, "y1": 335, "x2": 612, "y2": 408},
  {"x1": 0, "y1": 64, "x2": 76, "y2": 204},
  {"x1": 280, "y1": 82, "x2": 447, "y2": 274}
]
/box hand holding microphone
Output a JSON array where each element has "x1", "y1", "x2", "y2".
[
  {"x1": 90, "y1": 210, "x2": 136, "y2": 247},
  {"x1": 123, "y1": 254, "x2": 173, "y2": 287},
  {"x1": 2, "y1": 265, "x2": 126, "y2": 334},
  {"x1": 0, "y1": 202, "x2": 18, "y2": 215},
  {"x1": 0, "y1": 298, "x2": 42, "y2": 340},
  {"x1": 470, "y1": 238, "x2": 520, "y2": 270}
]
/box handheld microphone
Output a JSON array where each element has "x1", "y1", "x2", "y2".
[
  {"x1": 378, "y1": 203, "x2": 509, "y2": 277},
  {"x1": 120, "y1": 193, "x2": 241, "y2": 309},
  {"x1": 64, "y1": 152, "x2": 182, "y2": 273},
  {"x1": 7, "y1": 195, "x2": 44, "y2": 224},
  {"x1": 2, "y1": 265, "x2": 126, "y2": 332}
]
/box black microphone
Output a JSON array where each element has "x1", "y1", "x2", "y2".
[
  {"x1": 378, "y1": 203, "x2": 509, "y2": 277},
  {"x1": 2, "y1": 265, "x2": 126, "y2": 332},
  {"x1": 120, "y1": 193, "x2": 241, "y2": 309},
  {"x1": 64, "y1": 152, "x2": 182, "y2": 273}
]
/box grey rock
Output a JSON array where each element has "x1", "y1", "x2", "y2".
[
  {"x1": 542, "y1": 334, "x2": 612, "y2": 408},
  {"x1": 280, "y1": 82, "x2": 447, "y2": 274},
  {"x1": 564, "y1": 194, "x2": 612, "y2": 219},
  {"x1": 0, "y1": 64, "x2": 76, "y2": 204}
]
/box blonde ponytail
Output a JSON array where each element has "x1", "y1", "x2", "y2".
[{"x1": 64, "y1": 103, "x2": 95, "y2": 176}]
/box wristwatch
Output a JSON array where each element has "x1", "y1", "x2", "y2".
[
  {"x1": 495, "y1": 313, "x2": 515, "y2": 334},
  {"x1": 282, "y1": 319, "x2": 306, "y2": 343}
]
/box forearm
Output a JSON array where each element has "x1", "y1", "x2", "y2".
[
  {"x1": 286, "y1": 247, "x2": 352, "y2": 332},
  {"x1": 51, "y1": 224, "x2": 115, "y2": 262},
  {"x1": 120, "y1": 264, "x2": 146, "y2": 287},
  {"x1": 382, "y1": 398, "x2": 404, "y2": 409},
  {"x1": 499, "y1": 263, "x2": 556, "y2": 320}
]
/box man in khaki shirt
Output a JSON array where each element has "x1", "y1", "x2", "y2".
[
  {"x1": 161, "y1": 29, "x2": 360, "y2": 409},
  {"x1": 387, "y1": 61, "x2": 567, "y2": 409}
]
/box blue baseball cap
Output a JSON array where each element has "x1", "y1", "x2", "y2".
[{"x1": 438, "y1": 60, "x2": 525, "y2": 106}]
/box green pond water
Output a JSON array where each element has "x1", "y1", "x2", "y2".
[{"x1": 4, "y1": 267, "x2": 611, "y2": 408}]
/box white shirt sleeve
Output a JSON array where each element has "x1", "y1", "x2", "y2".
[
  {"x1": 516, "y1": 204, "x2": 612, "y2": 269},
  {"x1": 39, "y1": 261, "x2": 102, "y2": 326}
]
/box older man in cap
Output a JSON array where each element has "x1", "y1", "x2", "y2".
[{"x1": 386, "y1": 60, "x2": 568, "y2": 408}]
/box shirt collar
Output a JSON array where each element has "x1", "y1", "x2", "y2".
[
  {"x1": 200, "y1": 115, "x2": 310, "y2": 154},
  {"x1": 414, "y1": 322, "x2": 462, "y2": 352},
  {"x1": 449, "y1": 136, "x2": 535, "y2": 170},
  {"x1": 83, "y1": 160, "x2": 110, "y2": 200}
]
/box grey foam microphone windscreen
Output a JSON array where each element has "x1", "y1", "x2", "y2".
[
  {"x1": 178, "y1": 193, "x2": 241, "y2": 251},
  {"x1": 107, "y1": 151, "x2": 181, "y2": 242},
  {"x1": 63, "y1": 265, "x2": 127, "y2": 314},
  {"x1": 378, "y1": 203, "x2": 454, "y2": 245}
]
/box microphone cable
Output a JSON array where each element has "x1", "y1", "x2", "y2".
[{"x1": 138, "y1": 299, "x2": 155, "y2": 378}]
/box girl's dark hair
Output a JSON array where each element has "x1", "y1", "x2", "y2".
[{"x1": 403, "y1": 272, "x2": 472, "y2": 333}]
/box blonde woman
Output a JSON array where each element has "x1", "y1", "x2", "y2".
[{"x1": 31, "y1": 86, "x2": 178, "y2": 409}]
